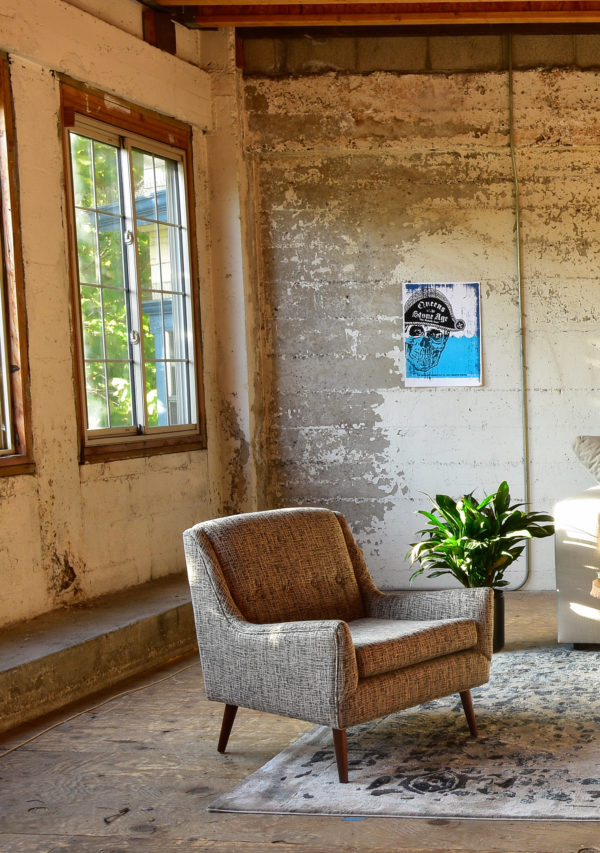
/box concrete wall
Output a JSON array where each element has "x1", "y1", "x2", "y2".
[
  {"x1": 0, "y1": 1, "x2": 254, "y2": 627},
  {"x1": 242, "y1": 33, "x2": 600, "y2": 590},
  {"x1": 4, "y1": 9, "x2": 600, "y2": 628}
]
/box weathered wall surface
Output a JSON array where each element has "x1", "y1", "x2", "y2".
[
  {"x1": 4, "y1": 7, "x2": 600, "y2": 630},
  {"x1": 243, "y1": 46, "x2": 600, "y2": 590},
  {"x1": 0, "y1": 1, "x2": 249, "y2": 626}
]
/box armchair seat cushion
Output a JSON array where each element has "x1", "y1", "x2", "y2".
[{"x1": 348, "y1": 617, "x2": 479, "y2": 678}]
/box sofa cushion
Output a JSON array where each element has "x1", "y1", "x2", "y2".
[{"x1": 348, "y1": 617, "x2": 478, "y2": 678}]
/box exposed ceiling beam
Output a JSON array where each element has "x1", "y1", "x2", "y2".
[
  {"x1": 155, "y1": 0, "x2": 591, "y2": 4},
  {"x1": 147, "y1": 1, "x2": 600, "y2": 28}
]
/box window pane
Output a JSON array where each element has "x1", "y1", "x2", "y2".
[
  {"x1": 98, "y1": 215, "x2": 124, "y2": 288},
  {"x1": 154, "y1": 157, "x2": 168, "y2": 223},
  {"x1": 162, "y1": 157, "x2": 181, "y2": 226},
  {"x1": 145, "y1": 365, "x2": 159, "y2": 428},
  {"x1": 0, "y1": 262, "x2": 11, "y2": 452},
  {"x1": 103, "y1": 287, "x2": 129, "y2": 361},
  {"x1": 85, "y1": 361, "x2": 109, "y2": 429},
  {"x1": 80, "y1": 285, "x2": 104, "y2": 361},
  {"x1": 107, "y1": 361, "x2": 133, "y2": 428},
  {"x1": 139, "y1": 221, "x2": 171, "y2": 297},
  {"x1": 138, "y1": 224, "x2": 186, "y2": 299},
  {"x1": 93, "y1": 141, "x2": 120, "y2": 208},
  {"x1": 136, "y1": 221, "x2": 157, "y2": 295},
  {"x1": 70, "y1": 134, "x2": 94, "y2": 209},
  {"x1": 142, "y1": 297, "x2": 165, "y2": 426},
  {"x1": 133, "y1": 151, "x2": 181, "y2": 225},
  {"x1": 0, "y1": 382, "x2": 6, "y2": 450},
  {"x1": 75, "y1": 209, "x2": 100, "y2": 285},
  {"x1": 142, "y1": 292, "x2": 191, "y2": 426},
  {"x1": 158, "y1": 224, "x2": 173, "y2": 291},
  {"x1": 132, "y1": 149, "x2": 157, "y2": 220}
]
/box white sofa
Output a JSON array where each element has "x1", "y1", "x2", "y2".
[{"x1": 555, "y1": 436, "x2": 600, "y2": 645}]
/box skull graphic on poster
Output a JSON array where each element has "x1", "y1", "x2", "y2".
[{"x1": 404, "y1": 287, "x2": 466, "y2": 374}]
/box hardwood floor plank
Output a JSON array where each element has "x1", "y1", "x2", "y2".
[{"x1": 5, "y1": 591, "x2": 595, "y2": 853}]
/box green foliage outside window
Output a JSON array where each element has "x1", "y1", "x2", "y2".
[
  {"x1": 71, "y1": 133, "x2": 133, "y2": 429},
  {"x1": 70, "y1": 129, "x2": 192, "y2": 435}
]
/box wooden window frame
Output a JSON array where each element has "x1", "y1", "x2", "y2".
[
  {"x1": 60, "y1": 79, "x2": 206, "y2": 464},
  {"x1": 0, "y1": 55, "x2": 33, "y2": 476}
]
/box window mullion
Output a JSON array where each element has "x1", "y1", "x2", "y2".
[{"x1": 120, "y1": 144, "x2": 144, "y2": 431}]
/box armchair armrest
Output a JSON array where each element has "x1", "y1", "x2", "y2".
[
  {"x1": 365, "y1": 588, "x2": 493, "y2": 660},
  {"x1": 199, "y1": 613, "x2": 359, "y2": 728},
  {"x1": 185, "y1": 524, "x2": 359, "y2": 726}
]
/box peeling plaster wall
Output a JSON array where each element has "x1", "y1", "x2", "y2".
[
  {"x1": 243, "y1": 50, "x2": 600, "y2": 590},
  {"x1": 0, "y1": 1, "x2": 244, "y2": 627}
]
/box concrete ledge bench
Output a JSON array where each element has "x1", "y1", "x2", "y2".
[{"x1": 0, "y1": 573, "x2": 196, "y2": 734}]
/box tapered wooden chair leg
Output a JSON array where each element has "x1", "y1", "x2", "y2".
[
  {"x1": 332, "y1": 728, "x2": 348, "y2": 783},
  {"x1": 460, "y1": 690, "x2": 478, "y2": 737},
  {"x1": 217, "y1": 704, "x2": 238, "y2": 753}
]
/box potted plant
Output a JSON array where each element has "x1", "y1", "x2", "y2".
[{"x1": 408, "y1": 481, "x2": 555, "y2": 651}]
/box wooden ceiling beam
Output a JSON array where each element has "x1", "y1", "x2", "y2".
[
  {"x1": 176, "y1": 13, "x2": 600, "y2": 29},
  {"x1": 147, "y1": 1, "x2": 600, "y2": 28},
  {"x1": 148, "y1": 2, "x2": 600, "y2": 27},
  {"x1": 155, "y1": 0, "x2": 581, "y2": 5}
]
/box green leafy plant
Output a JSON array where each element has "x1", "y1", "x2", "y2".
[{"x1": 408, "y1": 481, "x2": 555, "y2": 588}]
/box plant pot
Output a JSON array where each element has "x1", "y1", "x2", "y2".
[{"x1": 493, "y1": 588, "x2": 505, "y2": 653}]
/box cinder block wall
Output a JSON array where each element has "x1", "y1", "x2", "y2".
[{"x1": 241, "y1": 32, "x2": 600, "y2": 590}]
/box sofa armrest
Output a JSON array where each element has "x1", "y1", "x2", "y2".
[{"x1": 365, "y1": 588, "x2": 493, "y2": 660}]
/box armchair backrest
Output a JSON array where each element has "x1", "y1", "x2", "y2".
[{"x1": 192, "y1": 507, "x2": 367, "y2": 624}]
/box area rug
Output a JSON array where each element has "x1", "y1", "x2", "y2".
[{"x1": 209, "y1": 647, "x2": 600, "y2": 820}]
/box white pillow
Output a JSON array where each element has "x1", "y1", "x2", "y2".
[{"x1": 573, "y1": 435, "x2": 600, "y2": 483}]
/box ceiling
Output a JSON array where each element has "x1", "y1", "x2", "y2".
[{"x1": 141, "y1": 1, "x2": 600, "y2": 30}]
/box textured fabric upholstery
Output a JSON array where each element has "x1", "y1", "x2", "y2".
[
  {"x1": 183, "y1": 516, "x2": 358, "y2": 726},
  {"x1": 183, "y1": 507, "x2": 493, "y2": 733},
  {"x1": 338, "y1": 649, "x2": 490, "y2": 729},
  {"x1": 363, "y1": 588, "x2": 493, "y2": 661},
  {"x1": 348, "y1": 617, "x2": 478, "y2": 678},
  {"x1": 196, "y1": 508, "x2": 365, "y2": 624}
]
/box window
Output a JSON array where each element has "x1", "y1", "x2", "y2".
[
  {"x1": 0, "y1": 242, "x2": 12, "y2": 452},
  {"x1": 61, "y1": 83, "x2": 205, "y2": 462},
  {"x1": 0, "y1": 55, "x2": 32, "y2": 475}
]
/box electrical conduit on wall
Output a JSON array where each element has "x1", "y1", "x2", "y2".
[{"x1": 507, "y1": 33, "x2": 532, "y2": 589}]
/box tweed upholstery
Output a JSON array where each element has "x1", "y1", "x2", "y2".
[
  {"x1": 197, "y1": 508, "x2": 365, "y2": 624},
  {"x1": 338, "y1": 649, "x2": 490, "y2": 729},
  {"x1": 183, "y1": 519, "x2": 359, "y2": 726},
  {"x1": 364, "y1": 588, "x2": 493, "y2": 660},
  {"x1": 348, "y1": 617, "x2": 478, "y2": 678},
  {"x1": 183, "y1": 507, "x2": 493, "y2": 733}
]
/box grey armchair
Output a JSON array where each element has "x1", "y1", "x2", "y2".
[{"x1": 183, "y1": 507, "x2": 493, "y2": 783}]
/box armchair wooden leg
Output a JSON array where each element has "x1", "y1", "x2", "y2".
[
  {"x1": 460, "y1": 690, "x2": 478, "y2": 737},
  {"x1": 217, "y1": 704, "x2": 238, "y2": 753},
  {"x1": 332, "y1": 728, "x2": 348, "y2": 783}
]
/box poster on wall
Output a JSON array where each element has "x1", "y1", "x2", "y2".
[{"x1": 402, "y1": 282, "x2": 482, "y2": 387}]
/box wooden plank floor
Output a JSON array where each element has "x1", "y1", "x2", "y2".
[{"x1": 1, "y1": 590, "x2": 599, "y2": 853}]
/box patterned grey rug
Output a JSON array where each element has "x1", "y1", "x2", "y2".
[{"x1": 209, "y1": 647, "x2": 600, "y2": 820}]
